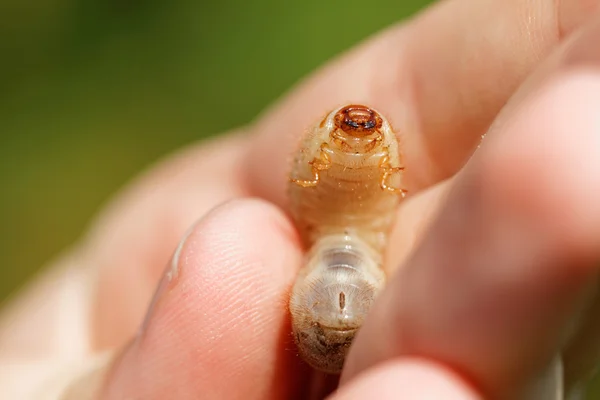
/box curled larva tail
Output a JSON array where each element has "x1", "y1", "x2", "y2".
[{"x1": 289, "y1": 235, "x2": 385, "y2": 373}]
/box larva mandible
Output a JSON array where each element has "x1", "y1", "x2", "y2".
[{"x1": 288, "y1": 104, "x2": 406, "y2": 374}]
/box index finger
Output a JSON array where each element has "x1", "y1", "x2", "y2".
[{"x1": 244, "y1": 0, "x2": 598, "y2": 207}]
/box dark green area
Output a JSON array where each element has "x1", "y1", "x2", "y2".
[{"x1": 0, "y1": 0, "x2": 598, "y2": 397}]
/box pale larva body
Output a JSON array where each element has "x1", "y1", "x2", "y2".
[{"x1": 288, "y1": 105, "x2": 405, "y2": 373}]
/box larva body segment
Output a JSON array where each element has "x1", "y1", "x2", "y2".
[{"x1": 288, "y1": 105, "x2": 405, "y2": 373}]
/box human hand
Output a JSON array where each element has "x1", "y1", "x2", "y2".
[{"x1": 2, "y1": 0, "x2": 600, "y2": 399}]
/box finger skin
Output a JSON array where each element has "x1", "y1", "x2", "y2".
[
  {"x1": 100, "y1": 199, "x2": 311, "y2": 400},
  {"x1": 330, "y1": 359, "x2": 481, "y2": 400},
  {"x1": 245, "y1": 0, "x2": 599, "y2": 207},
  {"x1": 343, "y1": 39, "x2": 600, "y2": 400}
]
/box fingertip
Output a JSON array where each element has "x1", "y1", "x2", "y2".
[
  {"x1": 333, "y1": 359, "x2": 481, "y2": 400},
  {"x1": 102, "y1": 198, "x2": 309, "y2": 399}
]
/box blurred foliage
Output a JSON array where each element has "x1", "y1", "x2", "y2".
[{"x1": 0, "y1": 0, "x2": 599, "y2": 397}]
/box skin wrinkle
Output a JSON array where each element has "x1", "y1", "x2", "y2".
[{"x1": 522, "y1": 0, "x2": 554, "y2": 62}]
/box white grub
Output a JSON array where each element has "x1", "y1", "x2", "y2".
[{"x1": 288, "y1": 105, "x2": 405, "y2": 373}]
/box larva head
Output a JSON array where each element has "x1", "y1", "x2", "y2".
[
  {"x1": 330, "y1": 105, "x2": 384, "y2": 153},
  {"x1": 289, "y1": 266, "x2": 380, "y2": 373}
]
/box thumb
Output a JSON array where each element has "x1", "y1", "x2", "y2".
[{"x1": 61, "y1": 199, "x2": 309, "y2": 400}]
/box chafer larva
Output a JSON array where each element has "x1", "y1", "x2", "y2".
[{"x1": 288, "y1": 104, "x2": 405, "y2": 373}]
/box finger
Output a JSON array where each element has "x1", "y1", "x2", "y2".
[
  {"x1": 343, "y1": 22, "x2": 600, "y2": 400},
  {"x1": 84, "y1": 199, "x2": 310, "y2": 400},
  {"x1": 245, "y1": 0, "x2": 600, "y2": 207},
  {"x1": 329, "y1": 359, "x2": 481, "y2": 400}
]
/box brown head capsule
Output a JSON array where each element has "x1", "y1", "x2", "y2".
[
  {"x1": 330, "y1": 105, "x2": 384, "y2": 153},
  {"x1": 334, "y1": 105, "x2": 383, "y2": 136},
  {"x1": 288, "y1": 104, "x2": 407, "y2": 373}
]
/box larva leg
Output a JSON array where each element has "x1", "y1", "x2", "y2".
[
  {"x1": 291, "y1": 143, "x2": 331, "y2": 187},
  {"x1": 379, "y1": 152, "x2": 407, "y2": 197}
]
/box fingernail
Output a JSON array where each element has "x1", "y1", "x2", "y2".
[{"x1": 138, "y1": 223, "x2": 197, "y2": 336}]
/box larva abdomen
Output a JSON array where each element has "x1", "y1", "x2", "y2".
[
  {"x1": 288, "y1": 105, "x2": 405, "y2": 373},
  {"x1": 289, "y1": 235, "x2": 384, "y2": 373}
]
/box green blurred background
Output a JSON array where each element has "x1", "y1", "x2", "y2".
[
  {"x1": 1, "y1": 0, "x2": 599, "y2": 397},
  {"x1": 0, "y1": 0, "x2": 428, "y2": 301}
]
